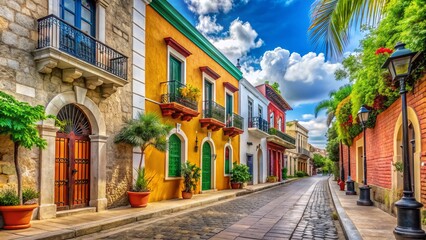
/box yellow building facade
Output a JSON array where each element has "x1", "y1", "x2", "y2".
[{"x1": 144, "y1": 0, "x2": 244, "y2": 202}]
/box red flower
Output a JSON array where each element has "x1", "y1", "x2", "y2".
[{"x1": 375, "y1": 47, "x2": 393, "y2": 55}]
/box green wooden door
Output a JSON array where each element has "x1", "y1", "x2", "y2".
[
  {"x1": 169, "y1": 56, "x2": 182, "y2": 98},
  {"x1": 168, "y1": 134, "x2": 181, "y2": 177},
  {"x1": 202, "y1": 142, "x2": 212, "y2": 190}
]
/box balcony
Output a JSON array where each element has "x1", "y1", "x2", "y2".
[
  {"x1": 159, "y1": 81, "x2": 200, "y2": 121},
  {"x1": 248, "y1": 117, "x2": 269, "y2": 138},
  {"x1": 223, "y1": 113, "x2": 244, "y2": 137},
  {"x1": 298, "y1": 147, "x2": 312, "y2": 159},
  {"x1": 199, "y1": 100, "x2": 225, "y2": 131},
  {"x1": 34, "y1": 15, "x2": 128, "y2": 98},
  {"x1": 267, "y1": 128, "x2": 296, "y2": 149}
]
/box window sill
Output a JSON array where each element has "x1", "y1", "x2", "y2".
[{"x1": 165, "y1": 176, "x2": 183, "y2": 181}]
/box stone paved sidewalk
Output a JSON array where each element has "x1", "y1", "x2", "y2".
[
  {"x1": 0, "y1": 179, "x2": 297, "y2": 240},
  {"x1": 329, "y1": 178, "x2": 396, "y2": 240}
]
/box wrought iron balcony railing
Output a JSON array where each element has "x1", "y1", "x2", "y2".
[
  {"x1": 226, "y1": 113, "x2": 244, "y2": 130},
  {"x1": 37, "y1": 15, "x2": 128, "y2": 80},
  {"x1": 298, "y1": 147, "x2": 312, "y2": 157},
  {"x1": 160, "y1": 81, "x2": 198, "y2": 111},
  {"x1": 203, "y1": 100, "x2": 225, "y2": 123},
  {"x1": 268, "y1": 128, "x2": 296, "y2": 145},
  {"x1": 248, "y1": 117, "x2": 269, "y2": 133}
]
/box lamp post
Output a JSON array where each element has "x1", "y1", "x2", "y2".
[
  {"x1": 346, "y1": 145, "x2": 356, "y2": 195},
  {"x1": 356, "y1": 105, "x2": 373, "y2": 206},
  {"x1": 382, "y1": 42, "x2": 425, "y2": 239}
]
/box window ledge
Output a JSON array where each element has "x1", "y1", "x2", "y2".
[{"x1": 165, "y1": 176, "x2": 183, "y2": 181}]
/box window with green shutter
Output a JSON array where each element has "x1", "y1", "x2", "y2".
[
  {"x1": 168, "y1": 134, "x2": 181, "y2": 177},
  {"x1": 225, "y1": 147, "x2": 231, "y2": 175}
]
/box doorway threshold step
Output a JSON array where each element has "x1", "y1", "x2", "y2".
[{"x1": 56, "y1": 207, "x2": 96, "y2": 218}]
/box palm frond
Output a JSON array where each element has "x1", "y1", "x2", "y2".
[
  {"x1": 314, "y1": 99, "x2": 333, "y2": 117},
  {"x1": 114, "y1": 113, "x2": 172, "y2": 153},
  {"x1": 309, "y1": 0, "x2": 387, "y2": 57}
]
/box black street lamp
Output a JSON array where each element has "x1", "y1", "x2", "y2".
[
  {"x1": 346, "y1": 146, "x2": 356, "y2": 195},
  {"x1": 382, "y1": 42, "x2": 425, "y2": 239},
  {"x1": 356, "y1": 105, "x2": 373, "y2": 206}
]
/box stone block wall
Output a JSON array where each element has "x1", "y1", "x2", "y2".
[{"x1": 0, "y1": 0, "x2": 134, "y2": 208}]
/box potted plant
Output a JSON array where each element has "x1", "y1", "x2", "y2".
[
  {"x1": 0, "y1": 188, "x2": 39, "y2": 230},
  {"x1": 230, "y1": 162, "x2": 251, "y2": 189},
  {"x1": 0, "y1": 91, "x2": 52, "y2": 229},
  {"x1": 114, "y1": 113, "x2": 172, "y2": 208},
  {"x1": 181, "y1": 161, "x2": 201, "y2": 199},
  {"x1": 179, "y1": 84, "x2": 201, "y2": 103}
]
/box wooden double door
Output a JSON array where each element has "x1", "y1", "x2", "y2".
[{"x1": 55, "y1": 104, "x2": 91, "y2": 210}]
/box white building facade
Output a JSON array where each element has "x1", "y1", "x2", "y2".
[{"x1": 239, "y1": 78, "x2": 269, "y2": 184}]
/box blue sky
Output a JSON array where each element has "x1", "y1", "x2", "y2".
[{"x1": 168, "y1": 0, "x2": 359, "y2": 148}]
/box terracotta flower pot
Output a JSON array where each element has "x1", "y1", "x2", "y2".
[
  {"x1": 181, "y1": 191, "x2": 193, "y2": 199},
  {"x1": 231, "y1": 182, "x2": 241, "y2": 189},
  {"x1": 0, "y1": 204, "x2": 38, "y2": 230},
  {"x1": 127, "y1": 191, "x2": 150, "y2": 208}
]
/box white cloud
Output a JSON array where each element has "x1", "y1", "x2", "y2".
[
  {"x1": 184, "y1": 0, "x2": 234, "y2": 15},
  {"x1": 210, "y1": 19, "x2": 263, "y2": 64},
  {"x1": 298, "y1": 116, "x2": 328, "y2": 149},
  {"x1": 243, "y1": 48, "x2": 347, "y2": 106},
  {"x1": 196, "y1": 15, "x2": 224, "y2": 35},
  {"x1": 302, "y1": 114, "x2": 314, "y2": 120}
]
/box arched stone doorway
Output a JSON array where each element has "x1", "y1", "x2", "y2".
[
  {"x1": 38, "y1": 90, "x2": 107, "y2": 219},
  {"x1": 392, "y1": 107, "x2": 421, "y2": 202}
]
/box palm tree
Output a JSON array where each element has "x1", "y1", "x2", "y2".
[
  {"x1": 114, "y1": 113, "x2": 173, "y2": 171},
  {"x1": 309, "y1": 0, "x2": 388, "y2": 57},
  {"x1": 314, "y1": 84, "x2": 352, "y2": 126}
]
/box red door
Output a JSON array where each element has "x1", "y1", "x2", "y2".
[{"x1": 55, "y1": 104, "x2": 91, "y2": 210}]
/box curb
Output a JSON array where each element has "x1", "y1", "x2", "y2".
[
  {"x1": 26, "y1": 179, "x2": 298, "y2": 240},
  {"x1": 327, "y1": 177, "x2": 362, "y2": 240}
]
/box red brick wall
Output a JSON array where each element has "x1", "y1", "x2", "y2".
[{"x1": 340, "y1": 74, "x2": 426, "y2": 205}]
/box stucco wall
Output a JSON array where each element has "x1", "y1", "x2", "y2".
[
  {"x1": 239, "y1": 80, "x2": 268, "y2": 184},
  {"x1": 144, "y1": 5, "x2": 241, "y2": 202}
]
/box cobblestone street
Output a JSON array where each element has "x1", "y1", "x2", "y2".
[{"x1": 78, "y1": 176, "x2": 344, "y2": 240}]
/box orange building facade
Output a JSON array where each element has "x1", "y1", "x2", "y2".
[{"x1": 143, "y1": 0, "x2": 244, "y2": 202}]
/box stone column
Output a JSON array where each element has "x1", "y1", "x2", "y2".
[
  {"x1": 38, "y1": 124, "x2": 59, "y2": 220},
  {"x1": 89, "y1": 135, "x2": 108, "y2": 211},
  {"x1": 295, "y1": 159, "x2": 299, "y2": 173}
]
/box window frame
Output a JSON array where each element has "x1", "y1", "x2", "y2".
[
  {"x1": 248, "y1": 98, "x2": 253, "y2": 121},
  {"x1": 225, "y1": 90, "x2": 233, "y2": 125},
  {"x1": 270, "y1": 112, "x2": 275, "y2": 129},
  {"x1": 167, "y1": 134, "x2": 182, "y2": 178},
  {"x1": 165, "y1": 128, "x2": 188, "y2": 180},
  {"x1": 167, "y1": 46, "x2": 187, "y2": 85},
  {"x1": 60, "y1": 0, "x2": 96, "y2": 37},
  {"x1": 224, "y1": 144, "x2": 233, "y2": 176}
]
